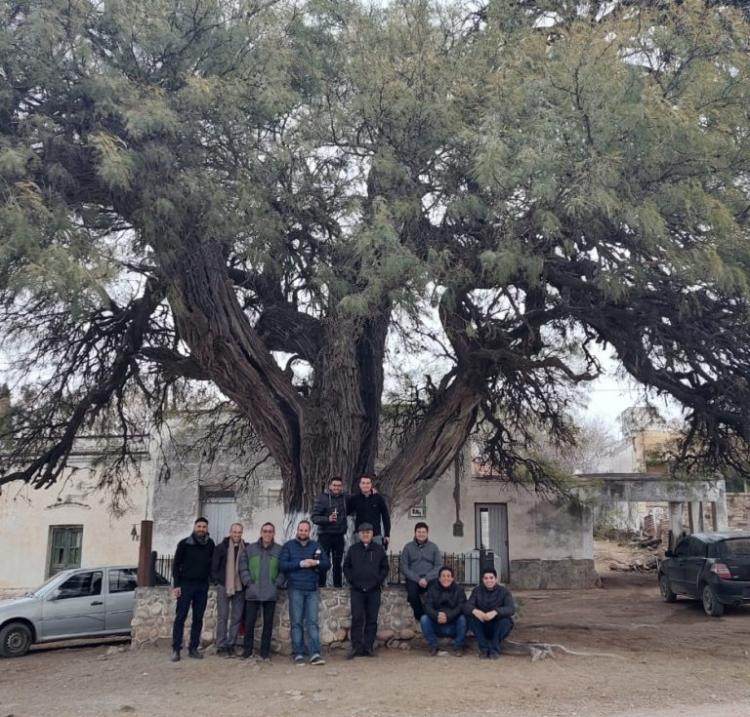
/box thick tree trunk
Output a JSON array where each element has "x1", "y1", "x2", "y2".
[
  {"x1": 378, "y1": 374, "x2": 482, "y2": 511},
  {"x1": 162, "y1": 238, "x2": 306, "y2": 498},
  {"x1": 298, "y1": 311, "x2": 388, "y2": 506},
  {"x1": 163, "y1": 236, "x2": 392, "y2": 511},
  {"x1": 161, "y1": 235, "x2": 478, "y2": 513}
]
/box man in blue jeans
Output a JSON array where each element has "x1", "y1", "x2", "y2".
[
  {"x1": 280, "y1": 520, "x2": 330, "y2": 665},
  {"x1": 465, "y1": 568, "x2": 514, "y2": 659},
  {"x1": 420, "y1": 566, "x2": 467, "y2": 657}
]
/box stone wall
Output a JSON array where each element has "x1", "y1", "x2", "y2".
[
  {"x1": 727, "y1": 493, "x2": 750, "y2": 531},
  {"x1": 509, "y1": 559, "x2": 600, "y2": 590},
  {"x1": 132, "y1": 587, "x2": 422, "y2": 654}
]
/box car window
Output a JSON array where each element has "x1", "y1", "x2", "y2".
[
  {"x1": 109, "y1": 568, "x2": 137, "y2": 594},
  {"x1": 673, "y1": 540, "x2": 691, "y2": 557},
  {"x1": 721, "y1": 538, "x2": 750, "y2": 558},
  {"x1": 57, "y1": 570, "x2": 103, "y2": 599},
  {"x1": 688, "y1": 539, "x2": 707, "y2": 558}
]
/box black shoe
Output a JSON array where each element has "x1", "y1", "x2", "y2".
[
  {"x1": 241, "y1": 650, "x2": 253, "y2": 660},
  {"x1": 363, "y1": 649, "x2": 376, "y2": 657},
  {"x1": 489, "y1": 651, "x2": 500, "y2": 660},
  {"x1": 345, "y1": 650, "x2": 358, "y2": 660},
  {"x1": 170, "y1": 650, "x2": 181, "y2": 662},
  {"x1": 188, "y1": 648, "x2": 203, "y2": 659},
  {"x1": 428, "y1": 647, "x2": 438, "y2": 657}
]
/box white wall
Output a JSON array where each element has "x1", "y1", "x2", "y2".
[
  {"x1": 0, "y1": 456, "x2": 149, "y2": 591},
  {"x1": 390, "y1": 470, "x2": 592, "y2": 561}
]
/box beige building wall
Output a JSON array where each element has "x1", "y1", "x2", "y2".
[
  {"x1": 390, "y1": 465, "x2": 593, "y2": 564},
  {"x1": 0, "y1": 455, "x2": 149, "y2": 592}
]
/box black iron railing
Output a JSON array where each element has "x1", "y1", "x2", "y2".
[{"x1": 150, "y1": 550, "x2": 493, "y2": 587}]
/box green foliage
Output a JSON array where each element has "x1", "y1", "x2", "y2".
[{"x1": 1, "y1": 0, "x2": 750, "y2": 497}]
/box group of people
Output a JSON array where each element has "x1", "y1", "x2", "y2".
[{"x1": 169, "y1": 474, "x2": 515, "y2": 664}]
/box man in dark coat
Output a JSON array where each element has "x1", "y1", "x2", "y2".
[
  {"x1": 346, "y1": 474, "x2": 391, "y2": 548},
  {"x1": 343, "y1": 523, "x2": 389, "y2": 659},
  {"x1": 465, "y1": 568, "x2": 515, "y2": 659},
  {"x1": 171, "y1": 517, "x2": 215, "y2": 661},
  {"x1": 420, "y1": 566, "x2": 467, "y2": 657},
  {"x1": 310, "y1": 477, "x2": 348, "y2": 587},
  {"x1": 211, "y1": 522, "x2": 246, "y2": 656}
]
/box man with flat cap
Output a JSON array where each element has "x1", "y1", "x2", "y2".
[{"x1": 343, "y1": 522, "x2": 389, "y2": 658}]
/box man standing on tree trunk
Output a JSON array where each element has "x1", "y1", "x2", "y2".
[
  {"x1": 347, "y1": 474, "x2": 391, "y2": 549},
  {"x1": 170, "y1": 517, "x2": 215, "y2": 662},
  {"x1": 343, "y1": 523, "x2": 389, "y2": 659},
  {"x1": 211, "y1": 522, "x2": 246, "y2": 657},
  {"x1": 310, "y1": 477, "x2": 348, "y2": 588}
]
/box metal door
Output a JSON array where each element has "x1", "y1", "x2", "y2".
[
  {"x1": 474, "y1": 503, "x2": 510, "y2": 583},
  {"x1": 41, "y1": 570, "x2": 106, "y2": 639},
  {"x1": 200, "y1": 492, "x2": 239, "y2": 540}
]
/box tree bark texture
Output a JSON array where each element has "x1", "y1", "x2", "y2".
[{"x1": 158, "y1": 234, "x2": 483, "y2": 512}]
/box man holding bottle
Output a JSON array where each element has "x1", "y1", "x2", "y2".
[{"x1": 280, "y1": 520, "x2": 330, "y2": 665}]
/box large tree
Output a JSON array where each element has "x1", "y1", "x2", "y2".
[{"x1": 1, "y1": 0, "x2": 750, "y2": 510}]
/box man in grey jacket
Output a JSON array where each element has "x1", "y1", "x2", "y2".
[
  {"x1": 400, "y1": 522, "x2": 441, "y2": 621},
  {"x1": 238, "y1": 522, "x2": 285, "y2": 661}
]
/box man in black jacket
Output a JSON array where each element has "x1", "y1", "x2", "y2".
[
  {"x1": 343, "y1": 523, "x2": 389, "y2": 659},
  {"x1": 347, "y1": 474, "x2": 391, "y2": 548},
  {"x1": 310, "y1": 477, "x2": 348, "y2": 587},
  {"x1": 171, "y1": 517, "x2": 215, "y2": 662},
  {"x1": 420, "y1": 566, "x2": 467, "y2": 657},
  {"x1": 465, "y1": 568, "x2": 514, "y2": 659}
]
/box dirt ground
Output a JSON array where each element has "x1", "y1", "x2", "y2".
[{"x1": 2, "y1": 572, "x2": 750, "y2": 717}]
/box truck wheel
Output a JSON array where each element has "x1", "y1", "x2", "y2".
[
  {"x1": 659, "y1": 574, "x2": 677, "y2": 603},
  {"x1": 702, "y1": 584, "x2": 725, "y2": 617},
  {"x1": 0, "y1": 622, "x2": 33, "y2": 658}
]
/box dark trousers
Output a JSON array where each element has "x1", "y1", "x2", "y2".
[
  {"x1": 318, "y1": 534, "x2": 345, "y2": 587},
  {"x1": 470, "y1": 616, "x2": 513, "y2": 655},
  {"x1": 171, "y1": 582, "x2": 209, "y2": 652},
  {"x1": 350, "y1": 589, "x2": 381, "y2": 654},
  {"x1": 243, "y1": 600, "x2": 276, "y2": 658},
  {"x1": 405, "y1": 579, "x2": 429, "y2": 620}
]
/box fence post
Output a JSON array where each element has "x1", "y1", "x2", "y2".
[
  {"x1": 137, "y1": 519, "x2": 154, "y2": 587},
  {"x1": 148, "y1": 550, "x2": 158, "y2": 588}
]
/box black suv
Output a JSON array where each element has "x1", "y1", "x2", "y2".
[{"x1": 658, "y1": 532, "x2": 750, "y2": 617}]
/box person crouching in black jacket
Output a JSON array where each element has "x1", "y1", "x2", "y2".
[
  {"x1": 420, "y1": 566, "x2": 467, "y2": 657},
  {"x1": 465, "y1": 568, "x2": 514, "y2": 659},
  {"x1": 343, "y1": 523, "x2": 389, "y2": 659}
]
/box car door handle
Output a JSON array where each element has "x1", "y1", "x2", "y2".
[{"x1": 91, "y1": 600, "x2": 103, "y2": 605}]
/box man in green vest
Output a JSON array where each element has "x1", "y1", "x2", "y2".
[{"x1": 239, "y1": 522, "x2": 285, "y2": 661}]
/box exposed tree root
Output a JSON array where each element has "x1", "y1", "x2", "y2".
[{"x1": 505, "y1": 639, "x2": 624, "y2": 662}]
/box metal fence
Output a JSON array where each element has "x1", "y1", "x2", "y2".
[{"x1": 151, "y1": 550, "x2": 490, "y2": 587}]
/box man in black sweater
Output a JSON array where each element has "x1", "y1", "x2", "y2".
[
  {"x1": 465, "y1": 568, "x2": 514, "y2": 659},
  {"x1": 343, "y1": 523, "x2": 389, "y2": 659},
  {"x1": 347, "y1": 474, "x2": 391, "y2": 548},
  {"x1": 171, "y1": 517, "x2": 215, "y2": 662}
]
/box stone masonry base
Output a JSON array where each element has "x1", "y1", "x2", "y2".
[{"x1": 133, "y1": 559, "x2": 599, "y2": 654}]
